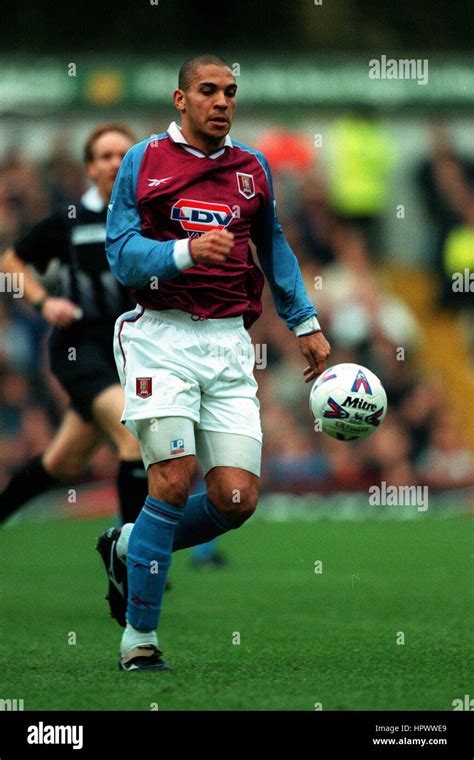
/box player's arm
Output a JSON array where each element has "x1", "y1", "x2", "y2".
[
  {"x1": 0, "y1": 216, "x2": 81, "y2": 328},
  {"x1": 106, "y1": 142, "x2": 234, "y2": 288},
  {"x1": 251, "y1": 154, "x2": 331, "y2": 380}
]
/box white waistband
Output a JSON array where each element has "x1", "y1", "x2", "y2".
[{"x1": 142, "y1": 308, "x2": 245, "y2": 332}]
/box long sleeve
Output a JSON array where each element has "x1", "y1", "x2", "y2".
[
  {"x1": 106, "y1": 140, "x2": 192, "y2": 288},
  {"x1": 251, "y1": 152, "x2": 318, "y2": 331}
]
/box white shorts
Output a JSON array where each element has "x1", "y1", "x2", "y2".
[{"x1": 113, "y1": 306, "x2": 262, "y2": 473}]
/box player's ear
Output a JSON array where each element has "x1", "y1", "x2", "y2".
[{"x1": 173, "y1": 88, "x2": 186, "y2": 113}]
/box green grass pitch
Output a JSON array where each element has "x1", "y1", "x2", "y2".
[{"x1": 1, "y1": 515, "x2": 472, "y2": 710}]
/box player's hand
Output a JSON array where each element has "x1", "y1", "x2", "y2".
[
  {"x1": 299, "y1": 331, "x2": 331, "y2": 383},
  {"x1": 41, "y1": 297, "x2": 83, "y2": 327},
  {"x1": 189, "y1": 230, "x2": 234, "y2": 265}
]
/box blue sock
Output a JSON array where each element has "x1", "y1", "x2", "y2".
[
  {"x1": 173, "y1": 493, "x2": 234, "y2": 551},
  {"x1": 127, "y1": 495, "x2": 182, "y2": 631}
]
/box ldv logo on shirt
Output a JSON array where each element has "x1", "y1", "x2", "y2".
[{"x1": 171, "y1": 198, "x2": 234, "y2": 233}]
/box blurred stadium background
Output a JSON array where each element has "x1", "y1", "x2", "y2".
[
  {"x1": 0, "y1": 0, "x2": 473, "y2": 714},
  {"x1": 0, "y1": 1, "x2": 472, "y2": 521}
]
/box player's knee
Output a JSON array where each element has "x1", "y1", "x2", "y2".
[
  {"x1": 230, "y1": 498, "x2": 257, "y2": 526},
  {"x1": 149, "y1": 477, "x2": 190, "y2": 508},
  {"x1": 43, "y1": 451, "x2": 84, "y2": 482},
  {"x1": 208, "y1": 477, "x2": 259, "y2": 526}
]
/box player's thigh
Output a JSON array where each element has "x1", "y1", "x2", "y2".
[
  {"x1": 133, "y1": 417, "x2": 198, "y2": 506},
  {"x1": 195, "y1": 429, "x2": 261, "y2": 478},
  {"x1": 133, "y1": 416, "x2": 196, "y2": 471},
  {"x1": 114, "y1": 311, "x2": 202, "y2": 437},
  {"x1": 91, "y1": 384, "x2": 141, "y2": 460},
  {"x1": 197, "y1": 381, "x2": 261, "y2": 520},
  {"x1": 199, "y1": 325, "x2": 262, "y2": 446},
  {"x1": 43, "y1": 408, "x2": 105, "y2": 480}
]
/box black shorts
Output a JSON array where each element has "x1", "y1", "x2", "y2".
[{"x1": 48, "y1": 320, "x2": 119, "y2": 422}]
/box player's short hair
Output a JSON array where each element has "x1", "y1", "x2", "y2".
[
  {"x1": 178, "y1": 54, "x2": 233, "y2": 91},
  {"x1": 84, "y1": 123, "x2": 137, "y2": 163}
]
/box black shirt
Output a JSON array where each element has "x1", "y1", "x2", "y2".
[{"x1": 15, "y1": 187, "x2": 132, "y2": 323}]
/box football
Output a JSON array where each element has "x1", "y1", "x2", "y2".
[{"x1": 310, "y1": 363, "x2": 387, "y2": 441}]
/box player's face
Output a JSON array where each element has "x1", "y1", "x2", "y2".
[
  {"x1": 176, "y1": 65, "x2": 237, "y2": 149},
  {"x1": 86, "y1": 131, "x2": 134, "y2": 200}
]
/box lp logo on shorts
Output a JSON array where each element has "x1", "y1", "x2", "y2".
[
  {"x1": 170, "y1": 439, "x2": 185, "y2": 455},
  {"x1": 136, "y1": 377, "x2": 152, "y2": 398}
]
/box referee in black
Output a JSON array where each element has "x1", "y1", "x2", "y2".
[{"x1": 0, "y1": 124, "x2": 148, "y2": 526}]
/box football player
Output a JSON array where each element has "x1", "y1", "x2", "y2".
[{"x1": 100, "y1": 54, "x2": 331, "y2": 671}]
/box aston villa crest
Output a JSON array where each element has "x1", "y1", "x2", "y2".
[
  {"x1": 236, "y1": 172, "x2": 255, "y2": 199},
  {"x1": 136, "y1": 377, "x2": 152, "y2": 398}
]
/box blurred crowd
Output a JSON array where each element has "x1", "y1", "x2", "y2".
[{"x1": 0, "y1": 118, "x2": 472, "y2": 495}]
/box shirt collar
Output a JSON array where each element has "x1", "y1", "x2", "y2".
[
  {"x1": 81, "y1": 185, "x2": 105, "y2": 213},
  {"x1": 167, "y1": 121, "x2": 232, "y2": 159}
]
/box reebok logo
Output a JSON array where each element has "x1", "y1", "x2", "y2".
[
  {"x1": 148, "y1": 177, "x2": 173, "y2": 187},
  {"x1": 27, "y1": 722, "x2": 83, "y2": 750}
]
